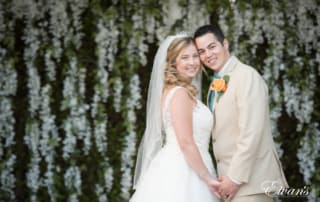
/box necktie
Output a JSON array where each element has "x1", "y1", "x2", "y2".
[{"x1": 208, "y1": 74, "x2": 221, "y2": 111}]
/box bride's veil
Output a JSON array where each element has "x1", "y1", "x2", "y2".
[{"x1": 133, "y1": 33, "x2": 189, "y2": 188}]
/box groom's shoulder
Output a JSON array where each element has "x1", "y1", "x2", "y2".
[
  {"x1": 233, "y1": 60, "x2": 266, "y2": 86},
  {"x1": 234, "y1": 60, "x2": 263, "y2": 80}
]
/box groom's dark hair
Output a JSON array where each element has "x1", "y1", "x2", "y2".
[{"x1": 193, "y1": 24, "x2": 225, "y2": 45}]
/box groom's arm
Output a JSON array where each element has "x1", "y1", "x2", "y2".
[{"x1": 227, "y1": 67, "x2": 269, "y2": 183}]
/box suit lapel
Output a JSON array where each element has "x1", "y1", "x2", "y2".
[
  {"x1": 206, "y1": 56, "x2": 238, "y2": 107},
  {"x1": 208, "y1": 56, "x2": 240, "y2": 132}
]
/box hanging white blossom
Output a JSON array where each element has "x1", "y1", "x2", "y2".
[
  {"x1": 22, "y1": 18, "x2": 43, "y2": 202},
  {"x1": 10, "y1": 0, "x2": 39, "y2": 19},
  {"x1": 0, "y1": 153, "x2": 16, "y2": 201},
  {"x1": 95, "y1": 18, "x2": 119, "y2": 72},
  {"x1": 44, "y1": 50, "x2": 57, "y2": 82},
  {"x1": 156, "y1": 0, "x2": 182, "y2": 41},
  {"x1": 39, "y1": 85, "x2": 60, "y2": 202},
  {"x1": 181, "y1": 0, "x2": 210, "y2": 34},
  {"x1": 92, "y1": 15, "x2": 115, "y2": 199},
  {"x1": 104, "y1": 167, "x2": 114, "y2": 193},
  {"x1": 297, "y1": 123, "x2": 320, "y2": 184},
  {"x1": 62, "y1": 58, "x2": 91, "y2": 158},
  {"x1": 0, "y1": 98, "x2": 16, "y2": 156},
  {"x1": 113, "y1": 78, "x2": 123, "y2": 113},
  {"x1": 64, "y1": 166, "x2": 82, "y2": 202},
  {"x1": 120, "y1": 131, "x2": 137, "y2": 200},
  {"x1": 120, "y1": 74, "x2": 141, "y2": 199},
  {"x1": 0, "y1": 68, "x2": 17, "y2": 156},
  {"x1": 48, "y1": 0, "x2": 70, "y2": 61},
  {"x1": 95, "y1": 184, "x2": 107, "y2": 202},
  {"x1": 283, "y1": 78, "x2": 315, "y2": 131},
  {"x1": 130, "y1": 11, "x2": 148, "y2": 66},
  {"x1": 24, "y1": 122, "x2": 41, "y2": 202},
  {"x1": 68, "y1": 0, "x2": 88, "y2": 49}
]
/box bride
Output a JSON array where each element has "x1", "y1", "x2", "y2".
[{"x1": 130, "y1": 33, "x2": 220, "y2": 202}]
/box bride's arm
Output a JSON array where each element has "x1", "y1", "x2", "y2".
[{"x1": 170, "y1": 88, "x2": 220, "y2": 190}]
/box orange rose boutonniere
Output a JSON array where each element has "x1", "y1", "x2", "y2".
[{"x1": 210, "y1": 75, "x2": 230, "y2": 102}]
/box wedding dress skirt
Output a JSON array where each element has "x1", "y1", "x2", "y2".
[{"x1": 130, "y1": 87, "x2": 219, "y2": 202}]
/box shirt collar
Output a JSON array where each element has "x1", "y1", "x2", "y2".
[{"x1": 217, "y1": 55, "x2": 233, "y2": 76}]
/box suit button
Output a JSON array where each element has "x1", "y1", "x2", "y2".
[
  {"x1": 217, "y1": 159, "x2": 220, "y2": 163},
  {"x1": 212, "y1": 138, "x2": 216, "y2": 143}
]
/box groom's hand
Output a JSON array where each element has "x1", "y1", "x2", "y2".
[{"x1": 218, "y1": 176, "x2": 240, "y2": 201}]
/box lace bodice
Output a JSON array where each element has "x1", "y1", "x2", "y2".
[{"x1": 162, "y1": 86, "x2": 214, "y2": 151}]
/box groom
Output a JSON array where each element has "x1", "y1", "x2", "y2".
[{"x1": 194, "y1": 24, "x2": 288, "y2": 202}]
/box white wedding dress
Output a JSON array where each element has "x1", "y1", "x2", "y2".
[{"x1": 130, "y1": 86, "x2": 219, "y2": 202}]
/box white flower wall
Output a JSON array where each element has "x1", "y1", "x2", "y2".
[
  {"x1": 218, "y1": 1, "x2": 320, "y2": 200},
  {"x1": 0, "y1": 0, "x2": 319, "y2": 201}
]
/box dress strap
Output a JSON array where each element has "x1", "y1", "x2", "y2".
[{"x1": 163, "y1": 86, "x2": 183, "y2": 114}]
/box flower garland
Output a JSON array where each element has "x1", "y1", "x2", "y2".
[
  {"x1": 120, "y1": 74, "x2": 141, "y2": 199},
  {"x1": 0, "y1": 38, "x2": 17, "y2": 201},
  {"x1": 92, "y1": 13, "x2": 120, "y2": 199},
  {"x1": 155, "y1": 0, "x2": 180, "y2": 41},
  {"x1": 24, "y1": 122, "x2": 41, "y2": 202},
  {"x1": 64, "y1": 166, "x2": 82, "y2": 202},
  {"x1": 297, "y1": 123, "x2": 320, "y2": 184},
  {"x1": 62, "y1": 58, "x2": 91, "y2": 159},
  {"x1": 113, "y1": 77, "x2": 123, "y2": 113},
  {"x1": 69, "y1": 0, "x2": 88, "y2": 50},
  {"x1": 0, "y1": 155, "x2": 16, "y2": 200},
  {"x1": 297, "y1": 123, "x2": 320, "y2": 200},
  {"x1": 61, "y1": 57, "x2": 90, "y2": 201},
  {"x1": 44, "y1": 50, "x2": 57, "y2": 82},
  {"x1": 181, "y1": 0, "x2": 210, "y2": 34},
  {"x1": 48, "y1": 0, "x2": 70, "y2": 61},
  {"x1": 23, "y1": 17, "x2": 42, "y2": 201},
  {"x1": 283, "y1": 78, "x2": 315, "y2": 131},
  {"x1": 39, "y1": 85, "x2": 60, "y2": 202}
]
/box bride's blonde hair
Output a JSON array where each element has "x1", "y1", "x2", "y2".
[{"x1": 164, "y1": 37, "x2": 198, "y2": 98}]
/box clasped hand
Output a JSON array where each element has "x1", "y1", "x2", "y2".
[{"x1": 207, "y1": 176, "x2": 240, "y2": 201}]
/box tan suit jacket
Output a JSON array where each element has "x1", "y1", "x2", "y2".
[{"x1": 208, "y1": 56, "x2": 288, "y2": 196}]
